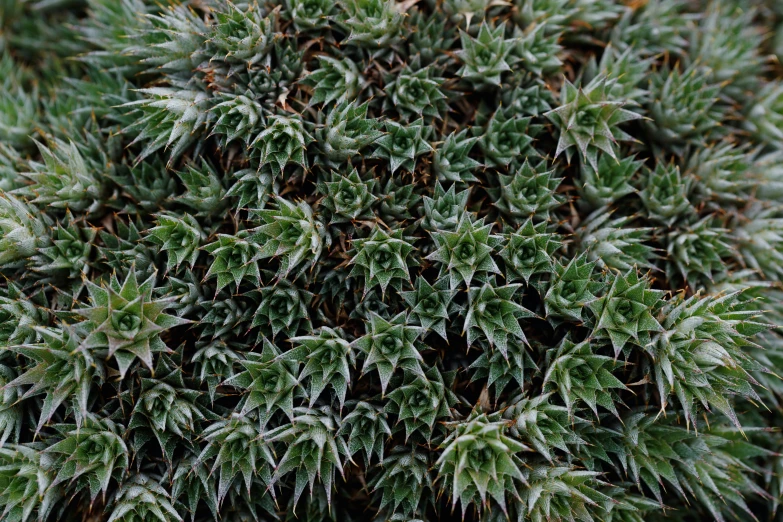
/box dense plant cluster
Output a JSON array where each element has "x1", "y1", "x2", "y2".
[{"x1": 2, "y1": 0, "x2": 783, "y2": 521}]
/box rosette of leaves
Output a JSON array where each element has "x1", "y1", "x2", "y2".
[
  {"x1": 427, "y1": 213, "x2": 503, "y2": 290},
  {"x1": 349, "y1": 226, "x2": 416, "y2": 296},
  {"x1": 210, "y1": 2, "x2": 277, "y2": 71},
  {"x1": 109, "y1": 155, "x2": 175, "y2": 212},
  {"x1": 638, "y1": 161, "x2": 695, "y2": 226},
  {"x1": 224, "y1": 339, "x2": 299, "y2": 425},
  {"x1": 0, "y1": 444, "x2": 60, "y2": 522},
  {"x1": 252, "y1": 198, "x2": 328, "y2": 279},
  {"x1": 210, "y1": 93, "x2": 266, "y2": 147},
  {"x1": 370, "y1": 448, "x2": 432, "y2": 519},
  {"x1": 0, "y1": 282, "x2": 49, "y2": 346},
  {"x1": 226, "y1": 166, "x2": 276, "y2": 210},
  {"x1": 75, "y1": 270, "x2": 190, "y2": 377},
  {"x1": 340, "y1": 401, "x2": 391, "y2": 466},
  {"x1": 0, "y1": 191, "x2": 50, "y2": 267},
  {"x1": 544, "y1": 253, "x2": 603, "y2": 323},
  {"x1": 385, "y1": 366, "x2": 456, "y2": 442},
  {"x1": 502, "y1": 393, "x2": 578, "y2": 463},
  {"x1": 586, "y1": 413, "x2": 768, "y2": 517},
  {"x1": 199, "y1": 294, "x2": 254, "y2": 340},
  {"x1": 175, "y1": 160, "x2": 229, "y2": 219},
  {"x1": 251, "y1": 278, "x2": 313, "y2": 339},
  {"x1": 469, "y1": 340, "x2": 536, "y2": 400},
  {"x1": 499, "y1": 219, "x2": 561, "y2": 284},
  {"x1": 577, "y1": 153, "x2": 641, "y2": 209},
  {"x1": 196, "y1": 413, "x2": 275, "y2": 505},
  {"x1": 372, "y1": 119, "x2": 433, "y2": 174},
  {"x1": 583, "y1": 45, "x2": 652, "y2": 105},
  {"x1": 588, "y1": 269, "x2": 664, "y2": 358},
  {"x1": 106, "y1": 473, "x2": 181, "y2": 522},
  {"x1": 250, "y1": 114, "x2": 312, "y2": 173},
  {"x1": 490, "y1": 159, "x2": 563, "y2": 221},
  {"x1": 543, "y1": 336, "x2": 628, "y2": 418},
  {"x1": 190, "y1": 339, "x2": 243, "y2": 401},
  {"x1": 374, "y1": 175, "x2": 422, "y2": 225},
  {"x1": 31, "y1": 214, "x2": 96, "y2": 289},
  {"x1": 478, "y1": 113, "x2": 535, "y2": 169},
  {"x1": 421, "y1": 182, "x2": 469, "y2": 233},
  {"x1": 339, "y1": 0, "x2": 404, "y2": 59},
  {"x1": 147, "y1": 212, "x2": 205, "y2": 271},
  {"x1": 171, "y1": 456, "x2": 218, "y2": 520},
  {"x1": 18, "y1": 139, "x2": 105, "y2": 214},
  {"x1": 645, "y1": 292, "x2": 768, "y2": 430},
  {"x1": 302, "y1": 56, "x2": 365, "y2": 107},
  {"x1": 317, "y1": 167, "x2": 377, "y2": 224},
  {"x1": 284, "y1": 0, "x2": 337, "y2": 33},
  {"x1": 665, "y1": 215, "x2": 732, "y2": 288},
  {"x1": 203, "y1": 231, "x2": 263, "y2": 293},
  {"x1": 575, "y1": 207, "x2": 655, "y2": 271},
  {"x1": 645, "y1": 65, "x2": 723, "y2": 148},
  {"x1": 545, "y1": 75, "x2": 642, "y2": 170},
  {"x1": 436, "y1": 411, "x2": 528, "y2": 515},
  {"x1": 456, "y1": 22, "x2": 514, "y2": 89},
  {"x1": 432, "y1": 129, "x2": 481, "y2": 183},
  {"x1": 401, "y1": 277, "x2": 460, "y2": 341},
  {"x1": 515, "y1": 465, "x2": 611, "y2": 522},
  {"x1": 510, "y1": 23, "x2": 563, "y2": 77},
  {"x1": 407, "y1": 10, "x2": 456, "y2": 66},
  {"x1": 44, "y1": 416, "x2": 128, "y2": 501},
  {"x1": 123, "y1": 84, "x2": 214, "y2": 165},
  {"x1": 124, "y1": 3, "x2": 208, "y2": 74},
  {"x1": 129, "y1": 353, "x2": 214, "y2": 460},
  {"x1": 353, "y1": 312, "x2": 424, "y2": 394},
  {"x1": 83, "y1": 214, "x2": 135, "y2": 275},
  {"x1": 383, "y1": 62, "x2": 447, "y2": 121},
  {"x1": 8, "y1": 325, "x2": 103, "y2": 432},
  {"x1": 282, "y1": 327, "x2": 355, "y2": 408},
  {"x1": 313, "y1": 102, "x2": 383, "y2": 167},
  {"x1": 266, "y1": 405, "x2": 349, "y2": 507},
  {"x1": 464, "y1": 283, "x2": 536, "y2": 356}
]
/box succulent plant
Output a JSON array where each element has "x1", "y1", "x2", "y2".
[
  {"x1": 250, "y1": 114, "x2": 312, "y2": 173},
  {"x1": 252, "y1": 198, "x2": 328, "y2": 279},
  {"x1": 588, "y1": 269, "x2": 664, "y2": 358},
  {"x1": 490, "y1": 158, "x2": 563, "y2": 221},
  {"x1": 436, "y1": 411, "x2": 528, "y2": 515},
  {"x1": 313, "y1": 102, "x2": 383, "y2": 167},
  {"x1": 371, "y1": 119, "x2": 433, "y2": 174},
  {"x1": 302, "y1": 56, "x2": 365, "y2": 107},
  {"x1": 266, "y1": 405, "x2": 349, "y2": 506},
  {"x1": 75, "y1": 270, "x2": 190, "y2": 377},
  {"x1": 349, "y1": 226, "x2": 416, "y2": 296},
  {"x1": 353, "y1": 312, "x2": 424, "y2": 394},
  {"x1": 545, "y1": 75, "x2": 642, "y2": 170},
  {"x1": 456, "y1": 22, "x2": 515, "y2": 89},
  {"x1": 4, "y1": 2, "x2": 783, "y2": 521},
  {"x1": 427, "y1": 213, "x2": 503, "y2": 290},
  {"x1": 499, "y1": 218, "x2": 562, "y2": 284},
  {"x1": 45, "y1": 416, "x2": 128, "y2": 500},
  {"x1": 282, "y1": 327, "x2": 355, "y2": 408},
  {"x1": 464, "y1": 283, "x2": 535, "y2": 356},
  {"x1": 400, "y1": 275, "x2": 460, "y2": 341},
  {"x1": 317, "y1": 167, "x2": 378, "y2": 224}
]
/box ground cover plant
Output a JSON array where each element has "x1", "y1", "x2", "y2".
[{"x1": 2, "y1": 0, "x2": 783, "y2": 521}]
